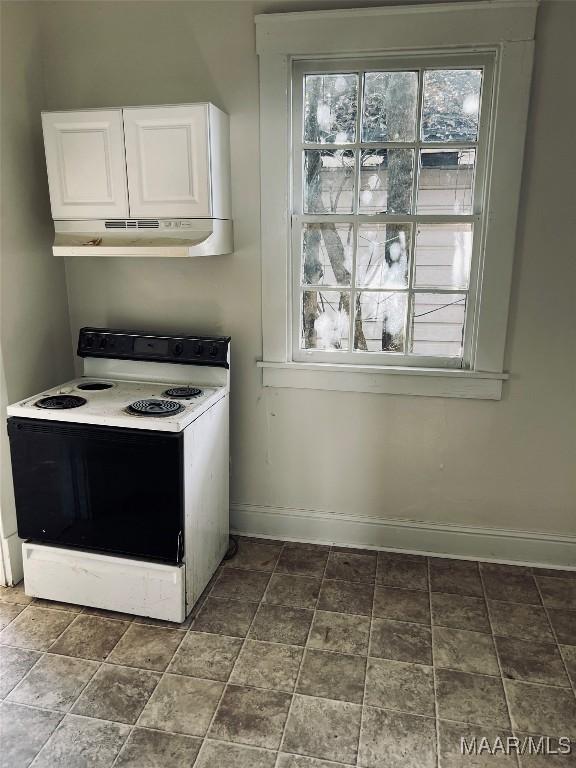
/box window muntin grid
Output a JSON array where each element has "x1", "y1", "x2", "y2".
[{"x1": 291, "y1": 54, "x2": 493, "y2": 368}]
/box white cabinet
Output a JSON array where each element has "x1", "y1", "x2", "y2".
[
  {"x1": 42, "y1": 103, "x2": 230, "y2": 222},
  {"x1": 41, "y1": 110, "x2": 129, "y2": 220}
]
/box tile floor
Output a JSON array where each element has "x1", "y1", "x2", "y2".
[{"x1": 0, "y1": 539, "x2": 575, "y2": 767}]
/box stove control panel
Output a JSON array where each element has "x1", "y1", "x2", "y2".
[{"x1": 78, "y1": 328, "x2": 230, "y2": 368}]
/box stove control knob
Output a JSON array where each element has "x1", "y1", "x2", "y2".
[
  {"x1": 195, "y1": 342, "x2": 204, "y2": 356},
  {"x1": 84, "y1": 335, "x2": 94, "y2": 348},
  {"x1": 99, "y1": 337, "x2": 107, "y2": 349},
  {"x1": 173, "y1": 343, "x2": 183, "y2": 356},
  {"x1": 209, "y1": 344, "x2": 218, "y2": 357}
]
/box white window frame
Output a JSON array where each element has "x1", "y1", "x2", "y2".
[{"x1": 256, "y1": 1, "x2": 538, "y2": 399}]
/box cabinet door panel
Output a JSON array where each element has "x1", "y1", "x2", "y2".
[
  {"x1": 123, "y1": 105, "x2": 211, "y2": 218},
  {"x1": 42, "y1": 110, "x2": 129, "y2": 219}
]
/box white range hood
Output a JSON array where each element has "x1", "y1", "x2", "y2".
[
  {"x1": 53, "y1": 218, "x2": 233, "y2": 258},
  {"x1": 42, "y1": 103, "x2": 233, "y2": 257}
]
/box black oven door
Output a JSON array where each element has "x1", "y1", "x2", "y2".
[{"x1": 7, "y1": 418, "x2": 184, "y2": 564}]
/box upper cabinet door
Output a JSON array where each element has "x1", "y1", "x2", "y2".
[
  {"x1": 41, "y1": 110, "x2": 129, "y2": 219},
  {"x1": 123, "y1": 105, "x2": 211, "y2": 218}
]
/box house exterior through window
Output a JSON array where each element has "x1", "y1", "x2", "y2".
[{"x1": 292, "y1": 57, "x2": 493, "y2": 368}]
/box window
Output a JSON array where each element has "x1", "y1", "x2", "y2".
[
  {"x1": 292, "y1": 58, "x2": 491, "y2": 368},
  {"x1": 256, "y1": 2, "x2": 537, "y2": 398}
]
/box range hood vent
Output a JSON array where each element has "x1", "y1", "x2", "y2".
[{"x1": 104, "y1": 220, "x2": 160, "y2": 230}]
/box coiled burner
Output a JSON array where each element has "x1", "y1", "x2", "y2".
[
  {"x1": 162, "y1": 387, "x2": 202, "y2": 399},
  {"x1": 127, "y1": 399, "x2": 185, "y2": 417},
  {"x1": 36, "y1": 395, "x2": 87, "y2": 410}
]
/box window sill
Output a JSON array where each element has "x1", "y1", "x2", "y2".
[{"x1": 257, "y1": 361, "x2": 508, "y2": 399}]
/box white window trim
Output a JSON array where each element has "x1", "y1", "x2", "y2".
[{"x1": 256, "y1": 0, "x2": 538, "y2": 399}]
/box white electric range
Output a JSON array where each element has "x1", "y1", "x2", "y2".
[{"x1": 7, "y1": 327, "x2": 231, "y2": 623}]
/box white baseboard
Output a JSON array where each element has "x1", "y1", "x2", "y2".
[
  {"x1": 230, "y1": 503, "x2": 576, "y2": 569},
  {"x1": 0, "y1": 531, "x2": 24, "y2": 586}
]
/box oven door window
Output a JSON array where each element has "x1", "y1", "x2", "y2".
[{"x1": 8, "y1": 419, "x2": 184, "y2": 564}]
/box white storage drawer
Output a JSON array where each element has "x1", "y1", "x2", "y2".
[{"x1": 22, "y1": 542, "x2": 186, "y2": 622}]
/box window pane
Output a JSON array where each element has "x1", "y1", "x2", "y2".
[
  {"x1": 304, "y1": 150, "x2": 355, "y2": 214},
  {"x1": 415, "y1": 224, "x2": 473, "y2": 289},
  {"x1": 302, "y1": 223, "x2": 353, "y2": 286},
  {"x1": 356, "y1": 223, "x2": 411, "y2": 289},
  {"x1": 359, "y1": 149, "x2": 414, "y2": 214},
  {"x1": 411, "y1": 292, "x2": 466, "y2": 357},
  {"x1": 417, "y1": 149, "x2": 475, "y2": 214},
  {"x1": 301, "y1": 290, "x2": 350, "y2": 350},
  {"x1": 304, "y1": 74, "x2": 358, "y2": 144},
  {"x1": 362, "y1": 71, "x2": 418, "y2": 142},
  {"x1": 355, "y1": 291, "x2": 407, "y2": 352},
  {"x1": 421, "y1": 69, "x2": 482, "y2": 142}
]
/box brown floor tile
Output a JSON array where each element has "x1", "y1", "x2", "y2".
[
  {"x1": 48, "y1": 614, "x2": 129, "y2": 661},
  {"x1": 210, "y1": 568, "x2": 271, "y2": 602},
  {"x1": 560, "y1": 644, "x2": 576, "y2": 686},
  {"x1": 277, "y1": 755, "x2": 353, "y2": 768},
  {"x1": 495, "y1": 636, "x2": 570, "y2": 687},
  {"x1": 0, "y1": 583, "x2": 33, "y2": 605},
  {"x1": 370, "y1": 617, "x2": 432, "y2": 665},
  {"x1": 433, "y1": 626, "x2": 500, "y2": 676},
  {"x1": 324, "y1": 551, "x2": 376, "y2": 583},
  {"x1": 547, "y1": 609, "x2": 576, "y2": 646},
  {"x1": 139, "y1": 673, "x2": 224, "y2": 736},
  {"x1": 0, "y1": 645, "x2": 41, "y2": 698},
  {"x1": 191, "y1": 597, "x2": 258, "y2": 638},
  {"x1": 32, "y1": 598, "x2": 83, "y2": 613},
  {"x1": 0, "y1": 603, "x2": 25, "y2": 630},
  {"x1": 430, "y1": 558, "x2": 483, "y2": 597},
  {"x1": 168, "y1": 631, "x2": 242, "y2": 681},
  {"x1": 376, "y1": 552, "x2": 428, "y2": 591},
  {"x1": 373, "y1": 586, "x2": 430, "y2": 625},
  {"x1": 209, "y1": 683, "x2": 292, "y2": 749},
  {"x1": 249, "y1": 604, "x2": 313, "y2": 646},
  {"x1": 81, "y1": 606, "x2": 135, "y2": 622},
  {"x1": 435, "y1": 669, "x2": 510, "y2": 728},
  {"x1": 536, "y1": 577, "x2": 576, "y2": 610},
  {"x1": 0, "y1": 606, "x2": 75, "y2": 650},
  {"x1": 308, "y1": 610, "x2": 370, "y2": 655},
  {"x1": 106, "y1": 624, "x2": 184, "y2": 671},
  {"x1": 264, "y1": 574, "x2": 321, "y2": 610},
  {"x1": 115, "y1": 727, "x2": 202, "y2": 767},
  {"x1": 488, "y1": 601, "x2": 555, "y2": 643},
  {"x1": 7, "y1": 653, "x2": 98, "y2": 712},
  {"x1": 196, "y1": 739, "x2": 277, "y2": 768},
  {"x1": 231, "y1": 639, "x2": 303, "y2": 692},
  {"x1": 431, "y1": 593, "x2": 490, "y2": 633},
  {"x1": 532, "y1": 568, "x2": 576, "y2": 581},
  {"x1": 317, "y1": 579, "x2": 373, "y2": 616},
  {"x1": 72, "y1": 663, "x2": 160, "y2": 724},
  {"x1": 481, "y1": 564, "x2": 541, "y2": 605},
  {"x1": 359, "y1": 705, "x2": 436, "y2": 768},
  {"x1": 438, "y1": 721, "x2": 517, "y2": 767},
  {"x1": 332, "y1": 546, "x2": 378, "y2": 558},
  {"x1": 282, "y1": 693, "x2": 361, "y2": 764},
  {"x1": 297, "y1": 648, "x2": 366, "y2": 703},
  {"x1": 32, "y1": 713, "x2": 130, "y2": 767},
  {"x1": 276, "y1": 545, "x2": 329, "y2": 578},
  {"x1": 132, "y1": 612, "x2": 194, "y2": 630},
  {"x1": 224, "y1": 539, "x2": 283, "y2": 572},
  {"x1": 0, "y1": 701, "x2": 63, "y2": 768},
  {"x1": 365, "y1": 657, "x2": 435, "y2": 716},
  {"x1": 505, "y1": 680, "x2": 576, "y2": 737}
]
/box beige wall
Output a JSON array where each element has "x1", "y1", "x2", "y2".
[
  {"x1": 0, "y1": 1, "x2": 74, "y2": 582},
  {"x1": 3, "y1": 1, "x2": 575, "y2": 555}
]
